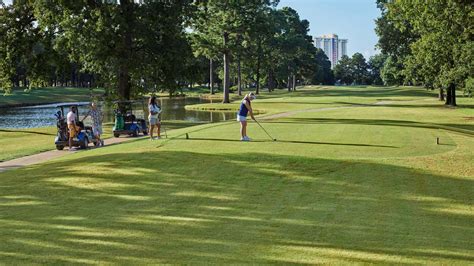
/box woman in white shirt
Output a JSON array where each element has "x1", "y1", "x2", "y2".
[{"x1": 148, "y1": 96, "x2": 161, "y2": 140}]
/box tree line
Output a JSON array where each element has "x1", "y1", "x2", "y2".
[
  {"x1": 374, "y1": 0, "x2": 473, "y2": 106},
  {"x1": 333, "y1": 53, "x2": 386, "y2": 86},
  {"x1": 0, "y1": 0, "x2": 339, "y2": 102}
]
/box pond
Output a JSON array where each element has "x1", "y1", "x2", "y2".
[{"x1": 0, "y1": 97, "x2": 235, "y2": 129}]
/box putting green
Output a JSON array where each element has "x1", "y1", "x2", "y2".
[{"x1": 0, "y1": 86, "x2": 473, "y2": 264}]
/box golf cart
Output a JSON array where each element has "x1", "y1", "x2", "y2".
[
  {"x1": 54, "y1": 103, "x2": 100, "y2": 150},
  {"x1": 113, "y1": 100, "x2": 148, "y2": 137}
]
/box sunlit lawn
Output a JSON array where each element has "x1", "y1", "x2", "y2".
[
  {"x1": 0, "y1": 121, "x2": 206, "y2": 162},
  {"x1": 0, "y1": 124, "x2": 112, "y2": 162},
  {"x1": 0, "y1": 86, "x2": 473, "y2": 263}
]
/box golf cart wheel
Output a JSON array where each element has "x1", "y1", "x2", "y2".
[
  {"x1": 132, "y1": 128, "x2": 139, "y2": 137},
  {"x1": 80, "y1": 138, "x2": 88, "y2": 149},
  {"x1": 56, "y1": 145, "x2": 64, "y2": 150},
  {"x1": 114, "y1": 133, "x2": 120, "y2": 138},
  {"x1": 142, "y1": 130, "x2": 148, "y2": 135}
]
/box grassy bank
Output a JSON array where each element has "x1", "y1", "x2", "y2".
[
  {"x1": 0, "y1": 86, "x2": 473, "y2": 263},
  {"x1": 0, "y1": 87, "x2": 104, "y2": 107}
]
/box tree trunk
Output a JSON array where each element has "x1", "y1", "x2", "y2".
[
  {"x1": 223, "y1": 32, "x2": 230, "y2": 103},
  {"x1": 237, "y1": 53, "x2": 242, "y2": 96},
  {"x1": 117, "y1": 0, "x2": 133, "y2": 101},
  {"x1": 256, "y1": 58, "x2": 261, "y2": 94},
  {"x1": 292, "y1": 75, "x2": 296, "y2": 91},
  {"x1": 445, "y1": 84, "x2": 457, "y2": 107},
  {"x1": 268, "y1": 69, "x2": 274, "y2": 92},
  {"x1": 209, "y1": 58, "x2": 214, "y2": 95},
  {"x1": 256, "y1": 39, "x2": 262, "y2": 95},
  {"x1": 439, "y1": 87, "x2": 444, "y2": 101},
  {"x1": 287, "y1": 76, "x2": 291, "y2": 92}
]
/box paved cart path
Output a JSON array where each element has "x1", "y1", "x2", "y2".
[{"x1": 0, "y1": 136, "x2": 146, "y2": 173}]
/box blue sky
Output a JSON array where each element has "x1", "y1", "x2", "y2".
[
  {"x1": 3, "y1": 0, "x2": 381, "y2": 58},
  {"x1": 279, "y1": 0, "x2": 381, "y2": 58}
]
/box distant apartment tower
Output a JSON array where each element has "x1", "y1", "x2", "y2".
[{"x1": 314, "y1": 34, "x2": 348, "y2": 69}]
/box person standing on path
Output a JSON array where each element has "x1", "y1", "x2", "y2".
[
  {"x1": 237, "y1": 92, "x2": 256, "y2": 141},
  {"x1": 83, "y1": 102, "x2": 104, "y2": 146},
  {"x1": 67, "y1": 106, "x2": 79, "y2": 150},
  {"x1": 148, "y1": 96, "x2": 162, "y2": 140}
]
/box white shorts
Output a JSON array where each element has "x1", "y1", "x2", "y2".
[
  {"x1": 237, "y1": 115, "x2": 247, "y2": 122},
  {"x1": 149, "y1": 117, "x2": 160, "y2": 125}
]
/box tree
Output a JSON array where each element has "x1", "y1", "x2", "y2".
[
  {"x1": 380, "y1": 56, "x2": 404, "y2": 86},
  {"x1": 191, "y1": 0, "x2": 278, "y2": 103},
  {"x1": 350, "y1": 53, "x2": 370, "y2": 85},
  {"x1": 0, "y1": 1, "x2": 55, "y2": 92},
  {"x1": 312, "y1": 49, "x2": 334, "y2": 85},
  {"x1": 376, "y1": 0, "x2": 472, "y2": 106},
  {"x1": 33, "y1": 1, "x2": 191, "y2": 100},
  {"x1": 368, "y1": 54, "x2": 387, "y2": 86},
  {"x1": 333, "y1": 55, "x2": 352, "y2": 85}
]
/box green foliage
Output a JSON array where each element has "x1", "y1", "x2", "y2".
[
  {"x1": 464, "y1": 77, "x2": 473, "y2": 98},
  {"x1": 376, "y1": 0, "x2": 473, "y2": 106},
  {"x1": 333, "y1": 55, "x2": 353, "y2": 85},
  {"x1": 0, "y1": 1, "x2": 52, "y2": 93},
  {"x1": 368, "y1": 54, "x2": 387, "y2": 86},
  {"x1": 381, "y1": 56, "x2": 404, "y2": 86},
  {"x1": 349, "y1": 53, "x2": 370, "y2": 85},
  {"x1": 312, "y1": 49, "x2": 334, "y2": 85},
  {"x1": 32, "y1": 1, "x2": 191, "y2": 100}
]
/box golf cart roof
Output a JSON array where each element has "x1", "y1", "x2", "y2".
[{"x1": 55, "y1": 102, "x2": 90, "y2": 108}]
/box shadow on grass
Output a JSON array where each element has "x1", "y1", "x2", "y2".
[
  {"x1": 264, "y1": 118, "x2": 474, "y2": 136},
  {"x1": 184, "y1": 137, "x2": 398, "y2": 148},
  {"x1": 335, "y1": 101, "x2": 474, "y2": 109},
  {"x1": 0, "y1": 151, "x2": 473, "y2": 263}
]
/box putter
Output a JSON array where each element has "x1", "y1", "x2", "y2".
[{"x1": 254, "y1": 119, "x2": 277, "y2": 141}]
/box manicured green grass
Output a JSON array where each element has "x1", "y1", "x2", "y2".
[
  {"x1": 0, "y1": 86, "x2": 473, "y2": 263},
  {"x1": 0, "y1": 127, "x2": 58, "y2": 162},
  {"x1": 0, "y1": 124, "x2": 113, "y2": 162},
  {"x1": 0, "y1": 121, "x2": 203, "y2": 162},
  {"x1": 0, "y1": 87, "x2": 104, "y2": 107}
]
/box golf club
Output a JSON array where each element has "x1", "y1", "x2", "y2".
[{"x1": 254, "y1": 119, "x2": 277, "y2": 141}]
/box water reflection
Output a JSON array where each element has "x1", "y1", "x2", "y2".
[{"x1": 0, "y1": 97, "x2": 235, "y2": 129}]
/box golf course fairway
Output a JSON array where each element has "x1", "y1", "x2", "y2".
[{"x1": 0, "y1": 86, "x2": 473, "y2": 264}]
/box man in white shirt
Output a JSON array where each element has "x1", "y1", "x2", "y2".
[{"x1": 67, "y1": 106, "x2": 78, "y2": 150}]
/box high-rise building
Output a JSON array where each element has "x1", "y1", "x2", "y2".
[{"x1": 314, "y1": 34, "x2": 348, "y2": 69}]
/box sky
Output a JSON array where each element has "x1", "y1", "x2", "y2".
[
  {"x1": 3, "y1": 0, "x2": 381, "y2": 58},
  {"x1": 279, "y1": 0, "x2": 381, "y2": 58}
]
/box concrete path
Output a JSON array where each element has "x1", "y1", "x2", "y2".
[{"x1": 0, "y1": 136, "x2": 146, "y2": 173}]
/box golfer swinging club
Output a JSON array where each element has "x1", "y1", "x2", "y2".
[{"x1": 237, "y1": 92, "x2": 256, "y2": 141}]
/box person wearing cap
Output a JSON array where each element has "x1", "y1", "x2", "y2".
[{"x1": 237, "y1": 92, "x2": 256, "y2": 141}]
